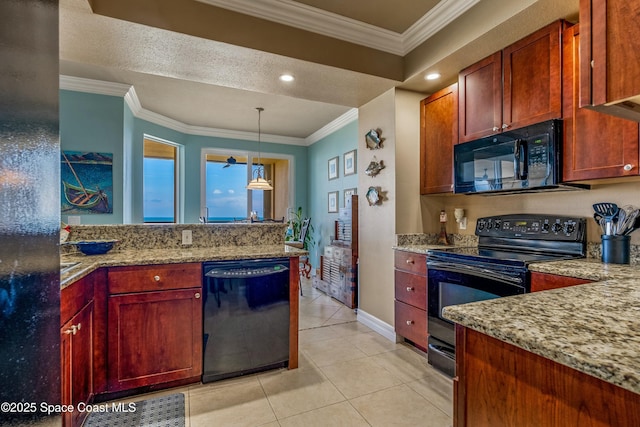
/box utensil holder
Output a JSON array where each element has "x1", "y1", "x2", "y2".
[{"x1": 601, "y1": 235, "x2": 630, "y2": 264}]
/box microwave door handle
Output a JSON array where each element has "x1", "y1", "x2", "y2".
[{"x1": 513, "y1": 139, "x2": 528, "y2": 180}]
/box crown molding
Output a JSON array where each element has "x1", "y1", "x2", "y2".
[
  {"x1": 198, "y1": 0, "x2": 404, "y2": 55},
  {"x1": 402, "y1": 0, "x2": 482, "y2": 53},
  {"x1": 60, "y1": 75, "x2": 132, "y2": 96},
  {"x1": 60, "y1": 75, "x2": 308, "y2": 146},
  {"x1": 197, "y1": 0, "x2": 479, "y2": 55},
  {"x1": 305, "y1": 108, "x2": 358, "y2": 145}
]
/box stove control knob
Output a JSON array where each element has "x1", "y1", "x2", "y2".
[
  {"x1": 565, "y1": 223, "x2": 575, "y2": 234},
  {"x1": 487, "y1": 221, "x2": 493, "y2": 230},
  {"x1": 542, "y1": 223, "x2": 550, "y2": 232},
  {"x1": 552, "y1": 223, "x2": 563, "y2": 233},
  {"x1": 478, "y1": 221, "x2": 485, "y2": 230}
]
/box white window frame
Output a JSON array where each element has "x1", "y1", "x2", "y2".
[
  {"x1": 200, "y1": 147, "x2": 295, "y2": 220},
  {"x1": 143, "y1": 134, "x2": 185, "y2": 223}
]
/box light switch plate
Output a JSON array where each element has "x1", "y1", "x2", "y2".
[{"x1": 182, "y1": 230, "x2": 192, "y2": 245}]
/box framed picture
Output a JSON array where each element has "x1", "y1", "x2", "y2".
[
  {"x1": 344, "y1": 150, "x2": 356, "y2": 176},
  {"x1": 344, "y1": 187, "x2": 357, "y2": 207},
  {"x1": 328, "y1": 191, "x2": 338, "y2": 213},
  {"x1": 328, "y1": 156, "x2": 339, "y2": 180}
]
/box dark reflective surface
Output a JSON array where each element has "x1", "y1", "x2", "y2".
[{"x1": 0, "y1": 0, "x2": 60, "y2": 424}]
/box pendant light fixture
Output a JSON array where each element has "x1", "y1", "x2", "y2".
[{"x1": 246, "y1": 107, "x2": 273, "y2": 190}]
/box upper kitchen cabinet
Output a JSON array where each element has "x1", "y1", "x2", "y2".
[
  {"x1": 563, "y1": 24, "x2": 639, "y2": 182},
  {"x1": 579, "y1": 0, "x2": 640, "y2": 121},
  {"x1": 420, "y1": 83, "x2": 458, "y2": 194},
  {"x1": 458, "y1": 21, "x2": 564, "y2": 142}
]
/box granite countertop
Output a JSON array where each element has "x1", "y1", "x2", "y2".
[
  {"x1": 443, "y1": 257, "x2": 640, "y2": 395},
  {"x1": 392, "y1": 244, "x2": 460, "y2": 254},
  {"x1": 61, "y1": 245, "x2": 307, "y2": 288}
]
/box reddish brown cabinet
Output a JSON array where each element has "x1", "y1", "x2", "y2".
[
  {"x1": 107, "y1": 263, "x2": 202, "y2": 392},
  {"x1": 530, "y1": 271, "x2": 594, "y2": 292},
  {"x1": 454, "y1": 326, "x2": 640, "y2": 427},
  {"x1": 579, "y1": 0, "x2": 640, "y2": 120},
  {"x1": 420, "y1": 83, "x2": 458, "y2": 194},
  {"x1": 458, "y1": 21, "x2": 564, "y2": 142},
  {"x1": 60, "y1": 273, "x2": 96, "y2": 427},
  {"x1": 393, "y1": 251, "x2": 427, "y2": 350},
  {"x1": 563, "y1": 24, "x2": 639, "y2": 182}
]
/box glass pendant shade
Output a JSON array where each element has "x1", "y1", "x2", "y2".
[{"x1": 247, "y1": 107, "x2": 273, "y2": 190}]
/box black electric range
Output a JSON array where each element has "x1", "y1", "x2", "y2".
[{"x1": 425, "y1": 214, "x2": 586, "y2": 377}]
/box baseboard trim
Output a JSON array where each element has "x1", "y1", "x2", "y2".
[{"x1": 357, "y1": 309, "x2": 398, "y2": 343}]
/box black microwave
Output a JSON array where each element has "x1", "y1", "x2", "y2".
[{"x1": 454, "y1": 119, "x2": 580, "y2": 194}]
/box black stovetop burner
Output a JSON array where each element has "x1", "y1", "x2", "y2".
[{"x1": 428, "y1": 213, "x2": 587, "y2": 266}]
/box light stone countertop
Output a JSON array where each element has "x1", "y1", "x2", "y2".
[
  {"x1": 61, "y1": 245, "x2": 307, "y2": 288},
  {"x1": 392, "y1": 244, "x2": 461, "y2": 254},
  {"x1": 443, "y1": 257, "x2": 640, "y2": 395}
]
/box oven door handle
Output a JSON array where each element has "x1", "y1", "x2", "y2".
[{"x1": 427, "y1": 261, "x2": 524, "y2": 286}]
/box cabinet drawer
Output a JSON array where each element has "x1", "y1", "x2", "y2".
[
  {"x1": 108, "y1": 263, "x2": 202, "y2": 294},
  {"x1": 394, "y1": 300, "x2": 427, "y2": 349},
  {"x1": 394, "y1": 270, "x2": 426, "y2": 310},
  {"x1": 394, "y1": 251, "x2": 426, "y2": 275}
]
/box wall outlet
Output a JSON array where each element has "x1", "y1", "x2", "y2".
[
  {"x1": 458, "y1": 217, "x2": 468, "y2": 230},
  {"x1": 67, "y1": 216, "x2": 81, "y2": 225},
  {"x1": 182, "y1": 230, "x2": 193, "y2": 245}
]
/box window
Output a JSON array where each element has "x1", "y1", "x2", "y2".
[
  {"x1": 202, "y1": 150, "x2": 292, "y2": 222},
  {"x1": 143, "y1": 138, "x2": 179, "y2": 223}
]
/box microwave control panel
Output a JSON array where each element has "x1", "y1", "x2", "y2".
[
  {"x1": 526, "y1": 134, "x2": 551, "y2": 183},
  {"x1": 476, "y1": 214, "x2": 586, "y2": 241}
]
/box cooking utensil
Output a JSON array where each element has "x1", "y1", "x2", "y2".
[
  {"x1": 616, "y1": 205, "x2": 636, "y2": 235},
  {"x1": 620, "y1": 208, "x2": 640, "y2": 235},
  {"x1": 593, "y1": 212, "x2": 606, "y2": 235},
  {"x1": 593, "y1": 203, "x2": 618, "y2": 235}
]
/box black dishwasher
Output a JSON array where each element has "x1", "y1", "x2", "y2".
[{"x1": 202, "y1": 258, "x2": 290, "y2": 383}]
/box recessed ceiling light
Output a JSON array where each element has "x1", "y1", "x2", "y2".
[
  {"x1": 279, "y1": 74, "x2": 295, "y2": 82},
  {"x1": 425, "y1": 73, "x2": 441, "y2": 80}
]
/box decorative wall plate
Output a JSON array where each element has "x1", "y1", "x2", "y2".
[
  {"x1": 366, "y1": 186, "x2": 382, "y2": 206},
  {"x1": 365, "y1": 129, "x2": 384, "y2": 149},
  {"x1": 365, "y1": 158, "x2": 385, "y2": 177}
]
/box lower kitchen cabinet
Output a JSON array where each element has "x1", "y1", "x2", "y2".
[
  {"x1": 530, "y1": 271, "x2": 593, "y2": 292},
  {"x1": 106, "y1": 263, "x2": 202, "y2": 392},
  {"x1": 454, "y1": 326, "x2": 640, "y2": 427},
  {"x1": 60, "y1": 274, "x2": 96, "y2": 427},
  {"x1": 394, "y1": 250, "x2": 427, "y2": 350}
]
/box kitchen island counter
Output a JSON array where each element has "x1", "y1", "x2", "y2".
[{"x1": 443, "y1": 270, "x2": 640, "y2": 395}]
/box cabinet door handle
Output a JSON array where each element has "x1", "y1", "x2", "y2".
[
  {"x1": 624, "y1": 164, "x2": 634, "y2": 171},
  {"x1": 76, "y1": 323, "x2": 81, "y2": 332},
  {"x1": 492, "y1": 126, "x2": 500, "y2": 132},
  {"x1": 64, "y1": 325, "x2": 78, "y2": 335},
  {"x1": 195, "y1": 292, "x2": 201, "y2": 299},
  {"x1": 154, "y1": 275, "x2": 161, "y2": 282},
  {"x1": 405, "y1": 259, "x2": 414, "y2": 264},
  {"x1": 406, "y1": 287, "x2": 414, "y2": 292},
  {"x1": 501, "y1": 123, "x2": 510, "y2": 129},
  {"x1": 406, "y1": 320, "x2": 414, "y2": 326}
]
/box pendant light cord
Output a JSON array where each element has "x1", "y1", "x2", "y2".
[{"x1": 256, "y1": 107, "x2": 263, "y2": 174}]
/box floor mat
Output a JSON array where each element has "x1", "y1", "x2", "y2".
[{"x1": 84, "y1": 393, "x2": 185, "y2": 427}]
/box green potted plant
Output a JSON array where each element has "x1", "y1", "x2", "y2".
[{"x1": 285, "y1": 207, "x2": 315, "y2": 250}]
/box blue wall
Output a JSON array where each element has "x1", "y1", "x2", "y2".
[
  {"x1": 60, "y1": 90, "x2": 309, "y2": 224},
  {"x1": 60, "y1": 90, "x2": 125, "y2": 224},
  {"x1": 307, "y1": 120, "x2": 358, "y2": 267}
]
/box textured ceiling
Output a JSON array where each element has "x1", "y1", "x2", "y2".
[{"x1": 60, "y1": 0, "x2": 579, "y2": 142}]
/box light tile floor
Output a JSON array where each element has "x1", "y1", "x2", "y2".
[{"x1": 109, "y1": 278, "x2": 454, "y2": 427}]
